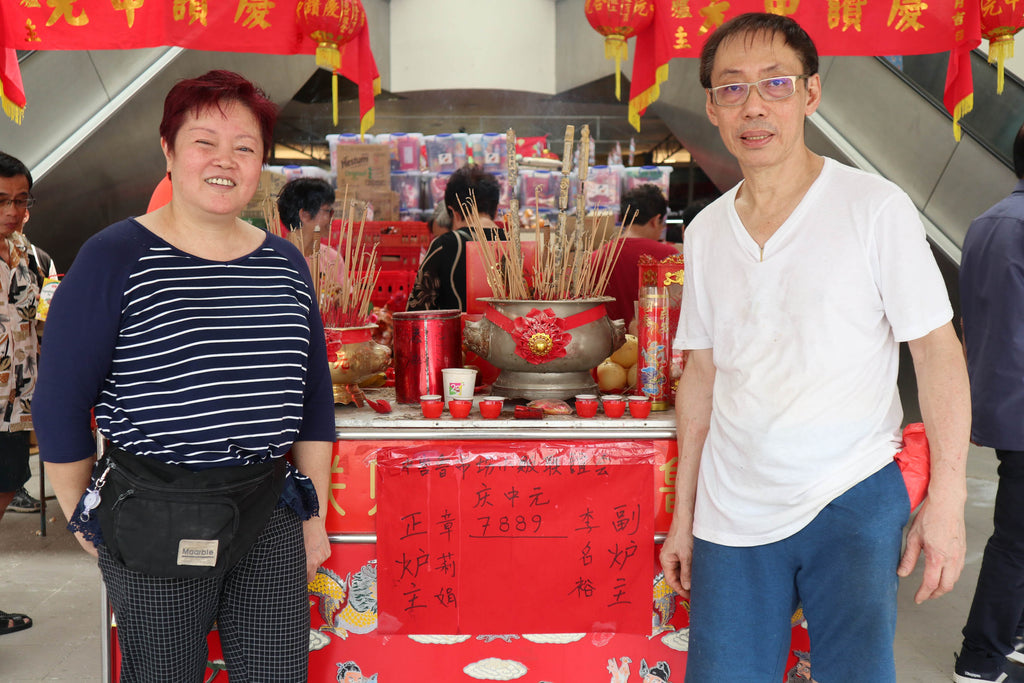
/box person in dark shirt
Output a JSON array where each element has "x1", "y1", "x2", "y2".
[
  {"x1": 406, "y1": 165, "x2": 500, "y2": 312},
  {"x1": 953, "y1": 121, "x2": 1024, "y2": 683}
]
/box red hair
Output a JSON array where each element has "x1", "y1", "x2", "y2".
[{"x1": 159, "y1": 70, "x2": 278, "y2": 163}]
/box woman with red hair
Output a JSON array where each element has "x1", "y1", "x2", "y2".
[{"x1": 33, "y1": 71, "x2": 335, "y2": 682}]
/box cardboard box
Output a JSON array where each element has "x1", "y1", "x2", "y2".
[
  {"x1": 336, "y1": 188, "x2": 399, "y2": 222},
  {"x1": 334, "y1": 144, "x2": 391, "y2": 190}
]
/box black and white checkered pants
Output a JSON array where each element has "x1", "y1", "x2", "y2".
[{"x1": 99, "y1": 505, "x2": 308, "y2": 683}]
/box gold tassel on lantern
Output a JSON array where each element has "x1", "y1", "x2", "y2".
[
  {"x1": 987, "y1": 32, "x2": 1016, "y2": 94},
  {"x1": 604, "y1": 34, "x2": 629, "y2": 100},
  {"x1": 584, "y1": 0, "x2": 654, "y2": 103}
]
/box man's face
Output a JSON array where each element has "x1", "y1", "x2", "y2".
[
  {"x1": 704, "y1": 31, "x2": 820, "y2": 173},
  {"x1": 0, "y1": 174, "x2": 30, "y2": 238}
]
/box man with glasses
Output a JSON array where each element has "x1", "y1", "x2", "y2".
[
  {"x1": 0, "y1": 151, "x2": 42, "y2": 637},
  {"x1": 659, "y1": 13, "x2": 971, "y2": 681}
]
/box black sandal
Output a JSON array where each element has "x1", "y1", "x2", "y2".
[{"x1": 0, "y1": 610, "x2": 32, "y2": 635}]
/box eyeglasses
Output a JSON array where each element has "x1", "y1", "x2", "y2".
[
  {"x1": 708, "y1": 75, "x2": 808, "y2": 107},
  {"x1": 0, "y1": 196, "x2": 34, "y2": 210}
]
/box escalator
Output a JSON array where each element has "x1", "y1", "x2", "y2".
[
  {"x1": 649, "y1": 50, "x2": 1022, "y2": 267},
  {"x1": 5, "y1": 49, "x2": 316, "y2": 271}
]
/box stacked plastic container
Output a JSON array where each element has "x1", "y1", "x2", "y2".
[
  {"x1": 424, "y1": 134, "x2": 469, "y2": 173},
  {"x1": 391, "y1": 170, "x2": 422, "y2": 221},
  {"x1": 621, "y1": 165, "x2": 672, "y2": 199},
  {"x1": 376, "y1": 132, "x2": 423, "y2": 172},
  {"x1": 585, "y1": 165, "x2": 624, "y2": 211}
]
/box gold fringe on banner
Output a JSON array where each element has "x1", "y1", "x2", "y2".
[
  {"x1": 1, "y1": 94, "x2": 24, "y2": 125},
  {"x1": 628, "y1": 62, "x2": 670, "y2": 132},
  {"x1": 951, "y1": 93, "x2": 974, "y2": 142}
]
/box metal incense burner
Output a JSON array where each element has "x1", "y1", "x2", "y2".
[{"x1": 464, "y1": 297, "x2": 625, "y2": 400}]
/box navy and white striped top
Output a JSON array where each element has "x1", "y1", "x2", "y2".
[{"x1": 34, "y1": 219, "x2": 335, "y2": 522}]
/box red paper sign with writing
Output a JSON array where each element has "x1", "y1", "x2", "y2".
[{"x1": 377, "y1": 455, "x2": 654, "y2": 635}]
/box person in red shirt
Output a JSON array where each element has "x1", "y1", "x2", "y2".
[{"x1": 595, "y1": 183, "x2": 679, "y2": 329}]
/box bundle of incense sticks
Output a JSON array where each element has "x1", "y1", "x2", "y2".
[
  {"x1": 319, "y1": 190, "x2": 380, "y2": 329},
  {"x1": 463, "y1": 196, "x2": 625, "y2": 301},
  {"x1": 261, "y1": 195, "x2": 304, "y2": 251},
  {"x1": 262, "y1": 190, "x2": 379, "y2": 328},
  {"x1": 464, "y1": 124, "x2": 627, "y2": 301}
]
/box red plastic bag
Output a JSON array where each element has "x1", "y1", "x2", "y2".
[{"x1": 894, "y1": 422, "x2": 930, "y2": 510}]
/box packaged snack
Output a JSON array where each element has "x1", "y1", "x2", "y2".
[
  {"x1": 585, "y1": 165, "x2": 624, "y2": 209},
  {"x1": 377, "y1": 132, "x2": 423, "y2": 171},
  {"x1": 480, "y1": 132, "x2": 508, "y2": 173},
  {"x1": 37, "y1": 275, "x2": 60, "y2": 321},
  {"x1": 425, "y1": 133, "x2": 469, "y2": 173},
  {"x1": 426, "y1": 172, "x2": 452, "y2": 207},
  {"x1": 520, "y1": 169, "x2": 559, "y2": 210},
  {"x1": 622, "y1": 165, "x2": 671, "y2": 198},
  {"x1": 391, "y1": 170, "x2": 422, "y2": 212}
]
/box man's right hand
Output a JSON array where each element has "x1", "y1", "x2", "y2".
[{"x1": 659, "y1": 519, "x2": 695, "y2": 597}]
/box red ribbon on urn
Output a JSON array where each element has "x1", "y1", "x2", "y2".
[
  {"x1": 484, "y1": 305, "x2": 608, "y2": 365},
  {"x1": 980, "y1": 0, "x2": 1024, "y2": 93},
  {"x1": 585, "y1": 0, "x2": 655, "y2": 100}
]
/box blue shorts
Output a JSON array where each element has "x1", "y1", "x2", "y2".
[
  {"x1": 0, "y1": 431, "x2": 31, "y2": 492},
  {"x1": 686, "y1": 461, "x2": 910, "y2": 683}
]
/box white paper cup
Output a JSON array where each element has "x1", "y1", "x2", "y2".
[{"x1": 441, "y1": 367, "x2": 477, "y2": 402}]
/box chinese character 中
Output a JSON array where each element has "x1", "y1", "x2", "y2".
[{"x1": 111, "y1": 0, "x2": 144, "y2": 27}]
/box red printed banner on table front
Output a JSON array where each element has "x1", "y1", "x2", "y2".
[{"x1": 377, "y1": 454, "x2": 654, "y2": 635}]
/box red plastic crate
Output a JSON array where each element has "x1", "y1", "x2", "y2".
[{"x1": 372, "y1": 270, "x2": 417, "y2": 310}]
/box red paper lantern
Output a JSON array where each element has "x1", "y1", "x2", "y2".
[
  {"x1": 585, "y1": 0, "x2": 655, "y2": 100},
  {"x1": 980, "y1": 0, "x2": 1024, "y2": 93},
  {"x1": 296, "y1": 0, "x2": 367, "y2": 126},
  {"x1": 296, "y1": 0, "x2": 366, "y2": 72}
]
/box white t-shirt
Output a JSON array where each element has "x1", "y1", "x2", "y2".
[{"x1": 674, "y1": 157, "x2": 952, "y2": 546}]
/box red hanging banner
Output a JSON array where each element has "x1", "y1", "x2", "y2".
[
  {"x1": 0, "y1": 0, "x2": 379, "y2": 131},
  {"x1": 628, "y1": 0, "x2": 983, "y2": 134}
]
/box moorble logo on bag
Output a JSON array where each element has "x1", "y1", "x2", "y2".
[{"x1": 177, "y1": 540, "x2": 220, "y2": 567}]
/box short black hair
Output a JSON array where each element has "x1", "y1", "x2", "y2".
[
  {"x1": 699, "y1": 12, "x2": 819, "y2": 89},
  {"x1": 445, "y1": 165, "x2": 500, "y2": 220},
  {"x1": 277, "y1": 177, "x2": 334, "y2": 230},
  {"x1": 1014, "y1": 119, "x2": 1024, "y2": 179},
  {"x1": 620, "y1": 184, "x2": 667, "y2": 227},
  {"x1": 0, "y1": 151, "x2": 32, "y2": 189}
]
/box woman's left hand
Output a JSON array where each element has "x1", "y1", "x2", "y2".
[{"x1": 302, "y1": 517, "x2": 331, "y2": 583}]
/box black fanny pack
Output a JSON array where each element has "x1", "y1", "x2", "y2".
[{"x1": 92, "y1": 447, "x2": 287, "y2": 579}]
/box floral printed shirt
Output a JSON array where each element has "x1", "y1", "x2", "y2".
[{"x1": 0, "y1": 233, "x2": 39, "y2": 431}]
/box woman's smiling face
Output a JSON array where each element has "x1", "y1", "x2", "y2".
[{"x1": 161, "y1": 100, "x2": 264, "y2": 218}]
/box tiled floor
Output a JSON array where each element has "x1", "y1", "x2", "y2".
[{"x1": 0, "y1": 445, "x2": 1004, "y2": 682}]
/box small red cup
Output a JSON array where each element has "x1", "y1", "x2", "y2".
[
  {"x1": 628, "y1": 395, "x2": 652, "y2": 419},
  {"x1": 420, "y1": 394, "x2": 443, "y2": 419},
  {"x1": 448, "y1": 398, "x2": 472, "y2": 419},
  {"x1": 575, "y1": 394, "x2": 598, "y2": 418},
  {"x1": 602, "y1": 394, "x2": 626, "y2": 418},
  {"x1": 479, "y1": 396, "x2": 504, "y2": 419}
]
